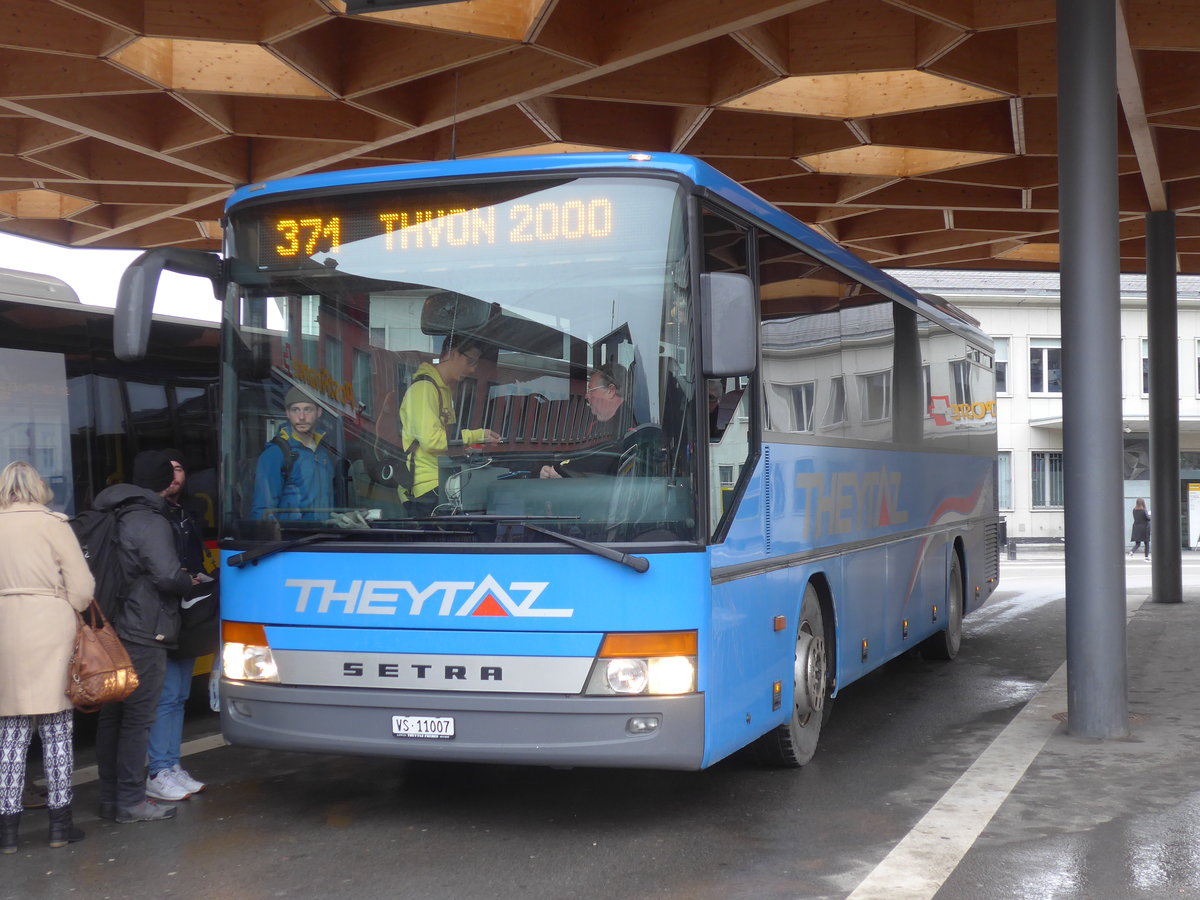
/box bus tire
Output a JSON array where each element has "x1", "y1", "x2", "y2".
[
  {"x1": 920, "y1": 552, "x2": 963, "y2": 661},
  {"x1": 753, "y1": 582, "x2": 831, "y2": 768}
]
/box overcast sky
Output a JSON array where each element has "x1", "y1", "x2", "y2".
[{"x1": 0, "y1": 231, "x2": 221, "y2": 322}]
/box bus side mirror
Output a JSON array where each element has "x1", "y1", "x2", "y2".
[
  {"x1": 115, "y1": 248, "x2": 222, "y2": 361},
  {"x1": 700, "y1": 272, "x2": 756, "y2": 377}
]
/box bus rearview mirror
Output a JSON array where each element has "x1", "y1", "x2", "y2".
[
  {"x1": 115, "y1": 248, "x2": 222, "y2": 361},
  {"x1": 700, "y1": 272, "x2": 755, "y2": 377},
  {"x1": 420, "y1": 290, "x2": 492, "y2": 334}
]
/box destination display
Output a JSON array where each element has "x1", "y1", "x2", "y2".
[{"x1": 239, "y1": 179, "x2": 640, "y2": 271}]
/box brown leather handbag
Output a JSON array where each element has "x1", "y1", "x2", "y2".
[{"x1": 66, "y1": 598, "x2": 139, "y2": 711}]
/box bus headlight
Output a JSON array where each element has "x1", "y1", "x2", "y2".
[
  {"x1": 222, "y1": 642, "x2": 279, "y2": 683},
  {"x1": 606, "y1": 658, "x2": 649, "y2": 693},
  {"x1": 221, "y1": 622, "x2": 280, "y2": 683},
  {"x1": 647, "y1": 656, "x2": 696, "y2": 694},
  {"x1": 585, "y1": 631, "x2": 698, "y2": 695}
]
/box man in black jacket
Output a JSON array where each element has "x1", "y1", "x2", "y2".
[
  {"x1": 93, "y1": 451, "x2": 195, "y2": 824},
  {"x1": 145, "y1": 449, "x2": 214, "y2": 802}
]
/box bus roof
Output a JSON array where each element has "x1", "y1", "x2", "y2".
[
  {"x1": 226, "y1": 152, "x2": 990, "y2": 348},
  {"x1": 0, "y1": 267, "x2": 80, "y2": 304}
]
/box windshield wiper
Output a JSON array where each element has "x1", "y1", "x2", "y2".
[
  {"x1": 227, "y1": 532, "x2": 348, "y2": 568},
  {"x1": 521, "y1": 522, "x2": 649, "y2": 573},
  {"x1": 394, "y1": 514, "x2": 647, "y2": 572}
]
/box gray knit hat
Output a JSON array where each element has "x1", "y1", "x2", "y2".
[{"x1": 285, "y1": 386, "x2": 315, "y2": 409}]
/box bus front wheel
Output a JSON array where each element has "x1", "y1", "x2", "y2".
[{"x1": 754, "y1": 583, "x2": 831, "y2": 768}]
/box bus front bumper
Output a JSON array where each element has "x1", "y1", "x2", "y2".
[{"x1": 220, "y1": 681, "x2": 706, "y2": 770}]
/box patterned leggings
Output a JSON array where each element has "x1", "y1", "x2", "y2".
[{"x1": 0, "y1": 711, "x2": 73, "y2": 815}]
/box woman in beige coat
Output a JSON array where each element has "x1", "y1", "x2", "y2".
[{"x1": 0, "y1": 461, "x2": 94, "y2": 853}]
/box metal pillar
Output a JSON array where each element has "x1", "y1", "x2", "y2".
[
  {"x1": 1147, "y1": 210, "x2": 1183, "y2": 603},
  {"x1": 1057, "y1": 0, "x2": 1129, "y2": 738}
]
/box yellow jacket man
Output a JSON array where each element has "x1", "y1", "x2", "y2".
[{"x1": 399, "y1": 334, "x2": 500, "y2": 515}]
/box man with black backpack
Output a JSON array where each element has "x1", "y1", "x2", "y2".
[
  {"x1": 250, "y1": 386, "x2": 336, "y2": 520},
  {"x1": 92, "y1": 450, "x2": 195, "y2": 824}
]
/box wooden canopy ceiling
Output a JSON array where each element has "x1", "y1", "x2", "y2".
[{"x1": 1, "y1": 0, "x2": 1198, "y2": 273}]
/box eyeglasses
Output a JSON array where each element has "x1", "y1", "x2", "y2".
[{"x1": 586, "y1": 383, "x2": 613, "y2": 394}]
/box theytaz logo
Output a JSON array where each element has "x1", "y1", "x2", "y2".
[{"x1": 285, "y1": 576, "x2": 572, "y2": 618}]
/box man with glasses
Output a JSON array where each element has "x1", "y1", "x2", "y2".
[
  {"x1": 540, "y1": 362, "x2": 637, "y2": 479},
  {"x1": 399, "y1": 333, "x2": 500, "y2": 517}
]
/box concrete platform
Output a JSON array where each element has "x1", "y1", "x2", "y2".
[{"x1": 852, "y1": 578, "x2": 1200, "y2": 899}]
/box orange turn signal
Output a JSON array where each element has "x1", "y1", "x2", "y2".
[
  {"x1": 598, "y1": 631, "x2": 697, "y2": 658},
  {"x1": 222, "y1": 621, "x2": 268, "y2": 645}
]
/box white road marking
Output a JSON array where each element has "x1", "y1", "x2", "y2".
[
  {"x1": 70, "y1": 732, "x2": 226, "y2": 787},
  {"x1": 845, "y1": 592, "x2": 1149, "y2": 900}
]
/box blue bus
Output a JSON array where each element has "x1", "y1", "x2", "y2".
[{"x1": 116, "y1": 153, "x2": 999, "y2": 769}]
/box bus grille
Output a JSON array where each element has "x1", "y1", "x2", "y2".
[{"x1": 983, "y1": 519, "x2": 1000, "y2": 584}]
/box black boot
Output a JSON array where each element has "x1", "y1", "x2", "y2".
[
  {"x1": 47, "y1": 806, "x2": 83, "y2": 848},
  {"x1": 1, "y1": 812, "x2": 18, "y2": 854}
]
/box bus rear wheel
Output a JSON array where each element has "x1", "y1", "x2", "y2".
[
  {"x1": 754, "y1": 583, "x2": 831, "y2": 768},
  {"x1": 920, "y1": 553, "x2": 963, "y2": 661}
]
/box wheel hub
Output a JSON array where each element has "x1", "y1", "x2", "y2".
[{"x1": 794, "y1": 631, "x2": 826, "y2": 715}]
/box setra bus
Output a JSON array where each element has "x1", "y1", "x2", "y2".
[{"x1": 115, "y1": 153, "x2": 999, "y2": 769}]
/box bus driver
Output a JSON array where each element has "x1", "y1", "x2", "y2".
[{"x1": 540, "y1": 362, "x2": 637, "y2": 479}]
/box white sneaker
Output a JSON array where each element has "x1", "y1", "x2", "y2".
[
  {"x1": 146, "y1": 769, "x2": 191, "y2": 801},
  {"x1": 171, "y1": 765, "x2": 205, "y2": 794}
]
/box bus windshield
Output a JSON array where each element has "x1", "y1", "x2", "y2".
[{"x1": 223, "y1": 174, "x2": 699, "y2": 544}]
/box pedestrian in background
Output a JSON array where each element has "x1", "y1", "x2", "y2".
[
  {"x1": 145, "y1": 450, "x2": 214, "y2": 802},
  {"x1": 93, "y1": 450, "x2": 194, "y2": 824},
  {"x1": 1130, "y1": 497, "x2": 1151, "y2": 559},
  {"x1": 0, "y1": 461, "x2": 94, "y2": 852}
]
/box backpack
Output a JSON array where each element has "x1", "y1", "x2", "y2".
[
  {"x1": 364, "y1": 373, "x2": 437, "y2": 495},
  {"x1": 271, "y1": 434, "x2": 298, "y2": 484},
  {"x1": 69, "y1": 506, "x2": 132, "y2": 620}
]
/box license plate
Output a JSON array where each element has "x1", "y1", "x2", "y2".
[{"x1": 392, "y1": 715, "x2": 455, "y2": 739}]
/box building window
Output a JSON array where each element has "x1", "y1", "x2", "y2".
[
  {"x1": 993, "y1": 337, "x2": 1009, "y2": 394},
  {"x1": 1029, "y1": 339, "x2": 1062, "y2": 394},
  {"x1": 1142, "y1": 338, "x2": 1149, "y2": 396},
  {"x1": 951, "y1": 359, "x2": 972, "y2": 404},
  {"x1": 1031, "y1": 451, "x2": 1064, "y2": 507},
  {"x1": 823, "y1": 375, "x2": 845, "y2": 427},
  {"x1": 300, "y1": 295, "x2": 320, "y2": 369},
  {"x1": 998, "y1": 450, "x2": 1012, "y2": 510},
  {"x1": 772, "y1": 382, "x2": 815, "y2": 432},
  {"x1": 324, "y1": 335, "x2": 342, "y2": 382},
  {"x1": 859, "y1": 370, "x2": 892, "y2": 422}
]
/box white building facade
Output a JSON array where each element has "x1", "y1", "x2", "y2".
[{"x1": 891, "y1": 270, "x2": 1200, "y2": 549}]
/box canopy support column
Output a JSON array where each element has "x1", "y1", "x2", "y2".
[{"x1": 1057, "y1": 0, "x2": 1129, "y2": 738}]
